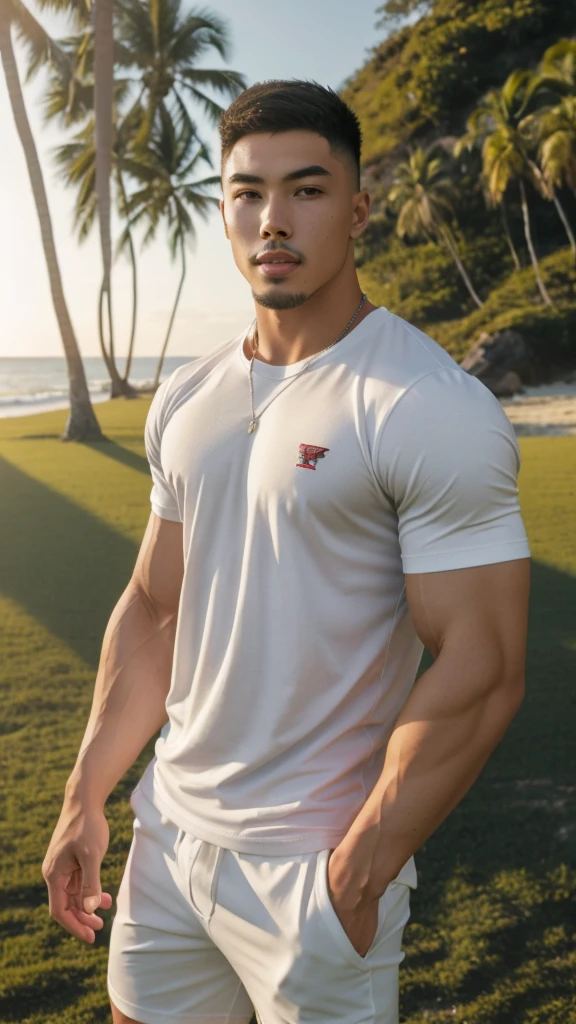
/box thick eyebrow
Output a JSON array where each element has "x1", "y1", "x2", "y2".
[
  {"x1": 227, "y1": 165, "x2": 331, "y2": 185},
  {"x1": 283, "y1": 165, "x2": 331, "y2": 181}
]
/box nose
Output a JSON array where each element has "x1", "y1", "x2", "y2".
[{"x1": 260, "y1": 197, "x2": 292, "y2": 240}]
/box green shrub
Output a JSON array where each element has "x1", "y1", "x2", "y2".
[
  {"x1": 427, "y1": 250, "x2": 576, "y2": 364},
  {"x1": 343, "y1": 0, "x2": 576, "y2": 167}
]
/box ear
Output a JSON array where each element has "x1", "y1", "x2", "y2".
[
  {"x1": 219, "y1": 199, "x2": 229, "y2": 239},
  {"x1": 350, "y1": 189, "x2": 371, "y2": 239}
]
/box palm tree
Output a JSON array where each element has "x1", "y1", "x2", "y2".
[
  {"x1": 519, "y1": 40, "x2": 576, "y2": 262},
  {"x1": 54, "y1": 104, "x2": 142, "y2": 391},
  {"x1": 387, "y1": 145, "x2": 484, "y2": 308},
  {"x1": 47, "y1": 0, "x2": 133, "y2": 395},
  {"x1": 520, "y1": 97, "x2": 576, "y2": 261},
  {"x1": 115, "y1": 0, "x2": 246, "y2": 145},
  {"x1": 124, "y1": 108, "x2": 220, "y2": 387},
  {"x1": 46, "y1": 0, "x2": 245, "y2": 391},
  {"x1": 456, "y1": 71, "x2": 553, "y2": 306},
  {"x1": 537, "y1": 97, "x2": 576, "y2": 196},
  {"x1": 0, "y1": 0, "x2": 103, "y2": 440}
]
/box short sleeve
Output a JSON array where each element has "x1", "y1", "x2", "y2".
[
  {"x1": 144, "y1": 377, "x2": 182, "y2": 523},
  {"x1": 375, "y1": 367, "x2": 531, "y2": 573}
]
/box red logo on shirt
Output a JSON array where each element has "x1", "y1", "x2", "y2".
[{"x1": 297, "y1": 444, "x2": 330, "y2": 470}]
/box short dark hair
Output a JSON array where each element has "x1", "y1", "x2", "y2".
[{"x1": 219, "y1": 80, "x2": 362, "y2": 187}]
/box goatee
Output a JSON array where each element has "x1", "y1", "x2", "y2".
[{"x1": 252, "y1": 290, "x2": 309, "y2": 311}]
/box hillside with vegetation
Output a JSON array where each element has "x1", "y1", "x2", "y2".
[{"x1": 343, "y1": 0, "x2": 576, "y2": 376}]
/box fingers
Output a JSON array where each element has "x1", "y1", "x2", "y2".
[
  {"x1": 42, "y1": 810, "x2": 112, "y2": 944},
  {"x1": 77, "y1": 854, "x2": 104, "y2": 914},
  {"x1": 83, "y1": 890, "x2": 113, "y2": 913},
  {"x1": 69, "y1": 905, "x2": 106, "y2": 931},
  {"x1": 48, "y1": 888, "x2": 99, "y2": 943},
  {"x1": 46, "y1": 881, "x2": 113, "y2": 944}
]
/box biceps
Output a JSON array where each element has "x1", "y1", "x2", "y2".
[
  {"x1": 131, "y1": 511, "x2": 184, "y2": 618},
  {"x1": 404, "y1": 559, "x2": 531, "y2": 677}
]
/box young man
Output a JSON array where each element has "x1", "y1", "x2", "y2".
[{"x1": 42, "y1": 81, "x2": 531, "y2": 1024}]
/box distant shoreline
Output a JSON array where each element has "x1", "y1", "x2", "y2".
[
  {"x1": 500, "y1": 382, "x2": 576, "y2": 436},
  {"x1": 0, "y1": 391, "x2": 112, "y2": 419},
  {"x1": 0, "y1": 355, "x2": 192, "y2": 419},
  {"x1": 1, "y1": 379, "x2": 576, "y2": 434}
]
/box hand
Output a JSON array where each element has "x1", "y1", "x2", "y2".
[
  {"x1": 326, "y1": 847, "x2": 380, "y2": 958},
  {"x1": 42, "y1": 799, "x2": 113, "y2": 944}
]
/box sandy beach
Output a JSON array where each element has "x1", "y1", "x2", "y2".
[{"x1": 500, "y1": 381, "x2": 576, "y2": 436}]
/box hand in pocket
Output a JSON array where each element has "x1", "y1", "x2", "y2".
[{"x1": 326, "y1": 849, "x2": 380, "y2": 958}]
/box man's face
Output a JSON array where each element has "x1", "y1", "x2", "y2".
[{"x1": 220, "y1": 130, "x2": 370, "y2": 310}]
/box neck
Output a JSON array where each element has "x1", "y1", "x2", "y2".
[{"x1": 246, "y1": 270, "x2": 378, "y2": 366}]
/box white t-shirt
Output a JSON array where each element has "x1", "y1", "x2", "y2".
[{"x1": 136, "y1": 307, "x2": 530, "y2": 886}]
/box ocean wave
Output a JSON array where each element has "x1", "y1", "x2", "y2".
[
  {"x1": 86, "y1": 379, "x2": 114, "y2": 393},
  {"x1": 0, "y1": 384, "x2": 111, "y2": 406}
]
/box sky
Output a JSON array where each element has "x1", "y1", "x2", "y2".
[{"x1": 0, "y1": 0, "x2": 386, "y2": 359}]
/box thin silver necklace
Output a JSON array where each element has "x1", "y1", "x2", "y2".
[{"x1": 246, "y1": 293, "x2": 367, "y2": 435}]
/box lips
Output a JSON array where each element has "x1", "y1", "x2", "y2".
[{"x1": 256, "y1": 252, "x2": 301, "y2": 278}]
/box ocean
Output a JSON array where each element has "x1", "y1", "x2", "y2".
[{"x1": 0, "y1": 356, "x2": 195, "y2": 418}]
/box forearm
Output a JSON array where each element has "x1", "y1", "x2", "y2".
[
  {"x1": 65, "y1": 582, "x2": 176, "y2": 810},
  {"x1": 336, "y1": 652, "x2": 524, "y2": 900}
]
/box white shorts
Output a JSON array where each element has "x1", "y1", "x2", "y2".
[{"x1": 107, "y1": 783, "x2": 412, "y2": 1024}]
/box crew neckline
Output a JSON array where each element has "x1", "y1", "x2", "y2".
[{"x1": 237, "y1": 306, "x2": 390, "y2": 380}]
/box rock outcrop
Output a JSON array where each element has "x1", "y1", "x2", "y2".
[{"x1": 460, "y1": 329, "x2": 535, "y2": 395}]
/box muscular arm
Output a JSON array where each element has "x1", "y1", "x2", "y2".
[
  {"x1": 66, "y1": 511, "x2": 184, "y2": 808},
  {"x1": 331, "y1": 557, "x2": 530, "y2": 904},
  {"x1": 42, "y1": 512, "x2": 183, "y2": 941}
]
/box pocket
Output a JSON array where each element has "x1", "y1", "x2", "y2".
[
  {"x1": 129, "y1": 781, "x2": 180, "y2": 849},
  {"x1": 313, "y1": 848, "x2": 388, "y2": 971}
]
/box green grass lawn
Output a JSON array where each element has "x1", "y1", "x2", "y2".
[{"x1": 0, "y1": 400, "x2": 575, "y2": 1024}]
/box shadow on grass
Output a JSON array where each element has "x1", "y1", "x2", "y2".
[
  {"x1": 400, "y1": 559, "x2": 576, "y2": 1019},
  {"x1": 0, "y1": 455, "x2": 139, "y2": 670},
  {"x1": 0, "y1": 884, "x2": 47, "y2": 910},
  {"x1": 0, "y1": 966, "x2": 93, "y2": 1021},
  {"x1": 15, "y1": 435, "x2": 151, "y2": 476},
  {"x1": 413, "y1": 558, "x2": 576, "y2": 886},
  {"x1": 0, "y1": 456, "x2": 575, "y2": 1022}
]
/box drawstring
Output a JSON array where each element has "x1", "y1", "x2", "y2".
[
  {"x1": 174, "y1": 831, "x2": 224, "y2": 923},
  {"x1": 173, "y1": 827, "x2": 185, "y2": 861},
  {"x1": 185, "y1": 840, "x2": 205, "y2": 918}
]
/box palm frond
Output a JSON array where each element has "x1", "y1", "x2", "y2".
[
  {"x1": 502, "y1": 69, "x2": 533, "y2": 119},
  {"x1": 175, "y1": 65, "x2": 245, "y2": 96},
  {"x1": 169, "y1": 8, "x2": 231, "y2": 61},
  {"x1": 541, "y1": 129, "x2": 576, "y2": 191},
  {"x1": 10, "y1": 0, "x2": 70, "y2": 81},
  {"x1": 76, "y1": 191, "x2": 98, "y2": 242},
  {"x1": 540, "y1": 38, "x2": 576, "y2": 91},
  {"x1": 179, "y1": 82, "x2": 225, "y2": 124},
  {"x1": 34, "y1": 0, "x2": 92, "y2": 29}
]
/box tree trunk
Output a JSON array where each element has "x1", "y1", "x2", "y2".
[
  {"x1": 153, "y1": 235, "x2": 186, "y2": 389},
  {"x1": 500, "y1": 199, "x2": 521, "y2": 271},
  {"x1": 552, "y1": 190, "x2": 576, "y2": 260},
  {"x1": 117, "y1": 170, "x2": 138, "y2": 382},
  {"x1": 98, "y1": 276, "x2": 126, "y2": 396},
  {"x1": 519, "y1": 179, "x2": 553, "y2": 306},
  {"x1": 94, "y1": 0, "x2": 116, "y2": 380},
  {"x1": 440, "y1": 226, "x2": 484, "y2": 309},
  {"x1": 0, "y1": 16, "x2": 103, "y2": 441}
]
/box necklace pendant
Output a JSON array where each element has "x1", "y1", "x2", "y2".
[{"x1": 248, "y1": 419, "x2": 257, "y2": 434}]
